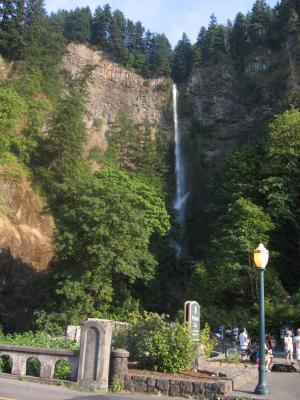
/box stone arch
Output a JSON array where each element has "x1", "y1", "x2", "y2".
[
  {"x1": 26, "y1": 357, "x2": 41, "y2": 377},
  {"x1": 54, "y1": 359, "x2": 72, "y2": 381},
  {"x1": 77, "y1": 319, "x2": 112, "y2": 390},
  {"x1": 0, "y1": 354, "x2": 13, "y2": 373}
]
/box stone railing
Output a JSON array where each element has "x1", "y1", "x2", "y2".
[
  {"x1": 0, "y1": 319, "x2": 115, "y2": 389},
  {"x1": 0, "y1": 344, "x2": 79, "y2": 381}
]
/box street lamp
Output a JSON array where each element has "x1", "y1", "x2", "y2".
[{"x1": 254, "y1": 243, "x2": 270, "y2": 396}]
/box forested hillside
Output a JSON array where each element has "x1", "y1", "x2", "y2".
[{"x1": 1, "y1": 0, "x2": 300, "y2": 335}]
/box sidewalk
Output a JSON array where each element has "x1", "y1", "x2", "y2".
[
  {"x1": 231, "y1": 352, "x2": 300, "y2": 400},
  {"x1": 231, "y1": 371, "x2": 300, "y2": 400}
]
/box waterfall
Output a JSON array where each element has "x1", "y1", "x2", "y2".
[{"x1": 173, "y1": 84, "x2": 188, "y2": 254}]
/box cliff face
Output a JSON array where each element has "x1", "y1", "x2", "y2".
[
  {"x1": 0, "y1": 44, "x2": 169, "y2": 271},
  {"x1": 180, "y1": 34, "x2": 300, "y2": 255},
  {"x1": 0, "y1": 165, "x2": 54, "y2": 271},
  {"x1": 63, "y1": 43, "x2": 170, "y2": 151}
]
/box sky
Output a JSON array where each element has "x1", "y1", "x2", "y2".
[{"x1": 45, "y1": 0, "x2": 279, "y2": 47}]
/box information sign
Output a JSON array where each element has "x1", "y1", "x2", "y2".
[{"x1": 184, "y1": 300, "x2": 200, "y2": 342}]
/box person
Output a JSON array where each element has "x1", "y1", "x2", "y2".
[
  {"x1": 265, "y1": 333, "x2": 272, "y2": 350},
  {"x1": 252, "y1": 344, "x2": 272, "y2": 372},
  {"x1": 284, "y1": 331, "x2": 294, "y2": 365},
  {"x1": 239, "y1": 327, "x2": 250, "y2": 360},
  {"x1": 293, "y1": 328, "x2": 300, "y2": 369},
  {"x1": 265, "y1": 343, "x2": 272, "y2": 372}
]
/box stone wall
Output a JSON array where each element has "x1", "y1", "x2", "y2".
[
  {"x1": 124, "y1": 374, "x2": 232, "y2": 398},
  {"x1": 0, "y1": 344, "x2": 79, "y2": 381}
]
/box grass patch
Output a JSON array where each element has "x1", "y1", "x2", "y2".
[{"x1": 0, "y1": 151, "x2": 28, "y2": 182}]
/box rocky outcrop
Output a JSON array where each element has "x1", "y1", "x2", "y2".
[
  {"x1": 0, "y1": 166, "x2": 54, "y2": 270},
  {"x1": 0, "y1": 44, "x2": 170, "y2": 270},
  {"x1": 180, "y1": 34, "x2": 300, "y2": 254},
  {"x1": 63, "y1": 43, "x2": 169, "y2": 150}
]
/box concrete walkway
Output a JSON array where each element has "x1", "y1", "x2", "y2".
[
  {"x1": 232, "y1": 352, "x2": 300, "y2": 400},
  {"x1": 232, "y1": 371, "x2": 300, "y2": 400}
]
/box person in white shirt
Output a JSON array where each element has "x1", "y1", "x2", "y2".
[
  {"x1": 239, "y1": 327, "x2": 250, "y2": 360},
  {"x1": 293, "y1": 328, "x2": 300, "y2": 368},
  {"x1": 284, "y1": 331, "x2": 294, "y2": 364}
]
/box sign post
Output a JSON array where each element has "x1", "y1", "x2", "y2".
[{"x1": 184, "y1": 301, "x2": 200, "y2": 342}]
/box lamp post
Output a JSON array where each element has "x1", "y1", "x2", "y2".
[{"x1": 254, "y1": 243, "x2": 270, "y2": 396}]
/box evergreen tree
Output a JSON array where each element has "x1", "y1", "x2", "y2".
[
  {"x1": 63, "y1": 7, "x2": 92, "y2": 43},
  {"x1": 107, "y1": 9, "x2": 128, "y2": 62},
  {"x1": 172, "y1": 33, "x2": 193, "y2": 83},
  {"x1": 36, "y1": 67, "x2": 92, "y2": 184},
  {"x1": 148, "y1": 33, "x2": 172, "y2": 77},
  {"x1": 133, "y1": 21, "x2": 146, "y2": 52},
  {"x1": 195, "y1": 14, "x2": 228, "y2": 65},
  {"x1": 105, "y1": 107, "x2": 137, "y2": 170},
  {"x1": 248, "y1": 0, "x2": 273, "y2": 47},
  {"x1": 23, "y1": 0, "x2": 65, "y2": 81},
  {"x1": 193, "y1": 26, "x2": 207, "y2": 67},
  {"x1": 0, "y1": 0, "x2": 25, "y2": 59},
  {"x1": 92, "y1": 4, "x2": 112, "y2": 48},
  {"x1": 229, "y1": 12, "x2": 249, "y2": 68}
]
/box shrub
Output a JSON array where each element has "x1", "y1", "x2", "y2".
[
  {"x1": 109, "y1": 379, "x2": 124, "y2": 392},
  {"x1": 114, "y1": 312, "x2": 196, "y2": 373},
  {"x1": 54, "y1": 360, "x2": 72, "y2": 380},
  {"x1": 26, "y1": 357, "x2": 40, "y2": 377},
  {"x1": 93, "y1": 117, "x2": 103, "y2": 129},
  {"x1": 199, "y1": 323, "x2": 217, "y2": 357},
  {"x1": 0, "y1": 355, "x2": 12, "y2": 373},
  {"x1": 0, "y1": 329, "x2": 79, "y2": 351}
]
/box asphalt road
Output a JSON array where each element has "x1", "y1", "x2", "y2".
[{"x1": 0, "y1": 376, "x2": 181, "y2": 400}]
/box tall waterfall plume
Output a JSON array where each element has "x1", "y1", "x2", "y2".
[{"x1": 173, "y1": 84, "x2": 188, "y2": 249}]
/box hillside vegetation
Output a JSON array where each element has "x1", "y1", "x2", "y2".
[{"x1": 0, "y1": 0, "x2": 300, "y2": 335}]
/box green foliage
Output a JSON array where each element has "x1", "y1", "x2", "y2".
[
  {"x1": 40, "y1": 167, "x2": 169, "y2": 326},
  {"x1": 26, "y1": 357, "x2": 40, "y2": 377},
  {"x1": 114, "y1": 312, "x2": 196, "y2": 373},
  {"x1": 63, "y1": 7, "x2": 92, "y2": 43},
  {"x1": 148, "y1": 33, "x2": 172, "y2": 77},
  {"x1": 0, "y1": 152, "x2": 28, "y2": 181},
  {"x1": 105, "y1": 108, "x2": 168, "y2": 183},
  {"x1": 199, "y1": 323, "x2": 217, "y2": 357},
  {"x1": 0, "y1": 355, "x2": 12, "y2": 373},
  {"x1": 0, "y1": 85, "x2": 24, "y2": 152},
  {"x1": 34, "y1": 67, "x2": 91, "y2": 186},
  {"x1": 0, "y1": 0, "x2": 25, "y2": 59},
  {"x1": 54, "y1": 360, "x2": 72, "y2": 381},
  {"x1": 194, "y1": 15, "x2": 228, "y2": 66},
  {"x1": 0, "y1": 329, "x2": 79, "y2": 350},
  {"x1": 93, "y1": 117, "x2": 103, "y2": 129},
  {"x1": 109, "y1": 380, "x2": 124, "y2": 392},
  {"x1": 172, "y1": 33, "x2": 193, "y2": 83},
  {"x1": 197, "y1": 108, "x2": 300, "y2": 331}
]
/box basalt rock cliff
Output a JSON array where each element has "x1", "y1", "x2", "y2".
[
  {"x1": 179, "y1": 34, "x2": 300, "y2": 255},
  {"x1": 63, "y1": 43, "x2": 170, "y2": 151},
  {"x1": 0, "y1": 44, "x2": 170, "y2": 271}
]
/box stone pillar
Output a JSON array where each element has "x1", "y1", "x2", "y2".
[
  {"x1": 110, "y1": 349, "x2": 129, "y2": 387},
  {"x1": 77, "y1": 319, "x2": 112, "y2": 390},
  {"x1": 11, "y1": 354, "x2": 27, "y2": 376},
  {"x1": 40, "y1": 359, "x2": 55, "y2": 379}
]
